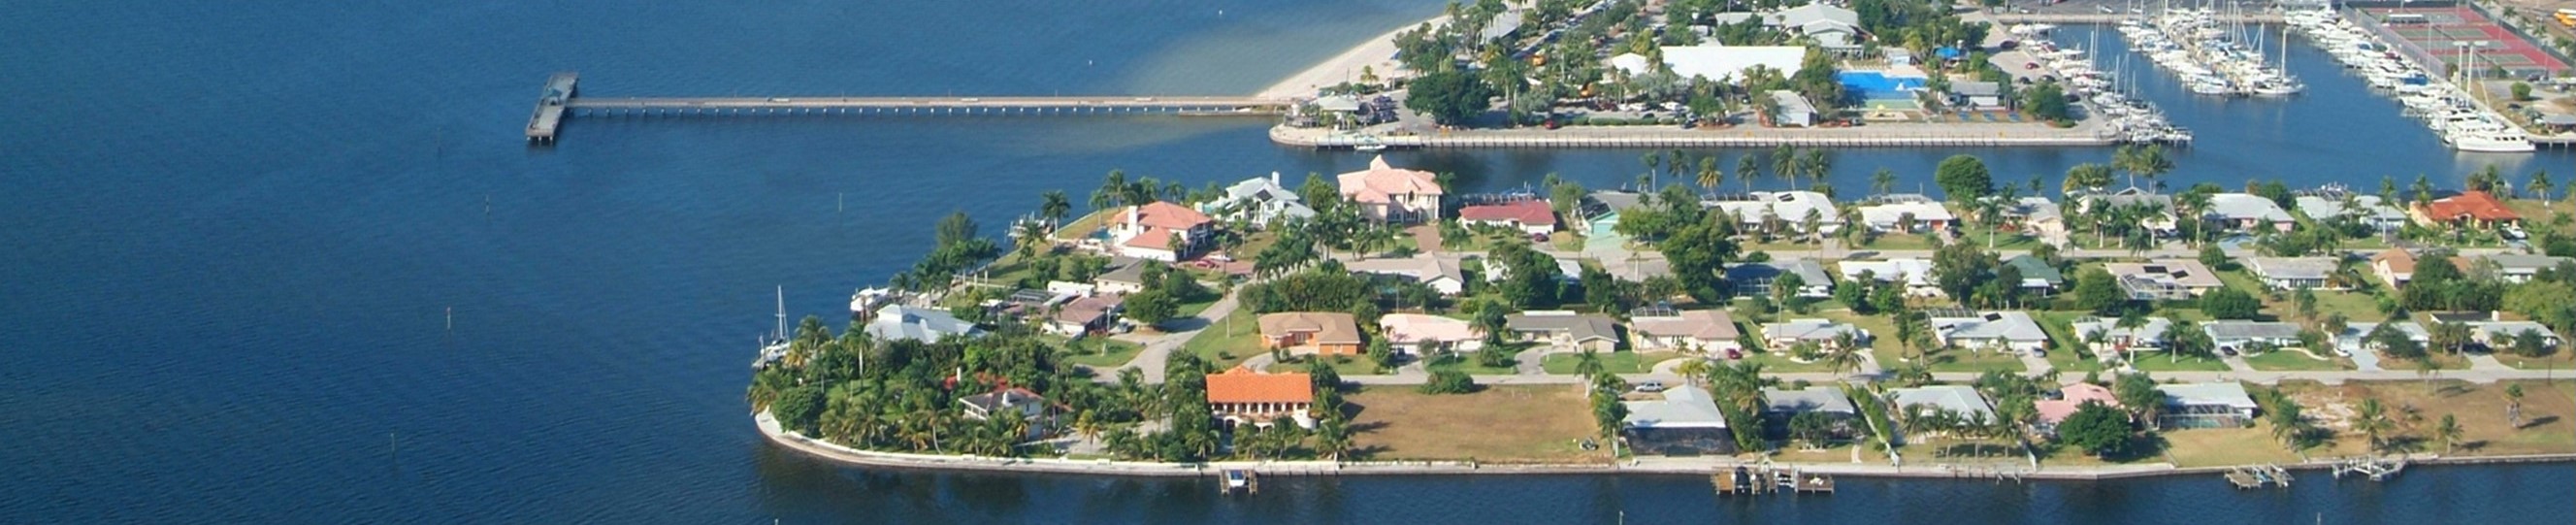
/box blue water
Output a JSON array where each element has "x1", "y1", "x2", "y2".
[
  {"x1": 1840, "y1": 71, "x2": 1927, "y2": 101},
  {"x1": 2, "y1": 2, "x2": 2571, "y2": 522}
]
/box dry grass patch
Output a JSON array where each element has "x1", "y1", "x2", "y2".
[
  {"x1": 1344, "y1": 384, "x2": 1610, "y2": 464},
  {"x1": 2160, "y1": 423, "x2": 2309, "y2": 468},
  {"x1": 2277, "y1": 379, "x2": 2576, "y2": 457}
]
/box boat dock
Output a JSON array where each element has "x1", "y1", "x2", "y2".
[
  {"x1": 1220, "y1": 469, "x2": 1258, "y2": 495},
  {"x1": 2330, "y1": 456, "x2": 2408, "y2": 481},
  {"x1": 526, "y1": 73, "x2": 577, "y2": 143},
  {"x1": 1712, "y1": 466, "x2": 1834, "y2": 497},
  {"x1": 2224, "y1": 465, "x2": 2294, "y2": 489}
]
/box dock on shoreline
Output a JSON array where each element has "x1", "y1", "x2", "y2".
[{"x1": 1268, "y1": 120, "x2": 2138, "y2": 149}]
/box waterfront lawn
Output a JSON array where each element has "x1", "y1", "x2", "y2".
[
  {"x1": 2505, "y1": 200, "x2": 2576, "y2": 235},
  {"x1": 2243, "y1": 349, "x2": 2351, "y2": 372},
  {"x1": 1180, "y1": 320, "x2": 1264, "y2": 369},
  {"x1": 2277, "y1": 379, "x2": 2576, "y2": 457},
  {"x1": 1539, "y1": 350, "x2": 1681, "y2": 375},
  {"x1": 2129, "y1": 353, "x2": 2234, "y2": 372},
  {"x1": 1344, "y1": 385, "x2": 1609, "y2": 463},
  {"x1": 1059, "y1": 338, "x2": 1143, "y2": 369},
  {"x1": 1054, "y1": 210, "x2": 1110, "y2": 241},
  {"x1": 2161, "y1": 424, "x2": 2307, "y2": 468}
]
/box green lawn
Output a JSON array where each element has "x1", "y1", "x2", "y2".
[
  {"x1": 1950, "y1": 224, "x2": 2043, "y2": 250},
  {"x1": 1914, "y1": 347, "x2": 2028, "y2": 374},
  {"x1": 2129, "y1": 353, "x2": 2234, "y2": 372},
  {"x1": 2031, "y1": 311, "x2": 2109, "y2": 374},
  {"x1": 2243, "y1": 349, "x2": 2351, "y2": 371},
  {"x1": 1060, "y1": 338, "x2": 1143, "y2": 369},
  {"x1": 1424, "y1": 352, "x2": 1521, "y2": 375},
  {"x1": 1538, "y1": 350, "x2": 1682, "y2": 374},
  {"x1": 1270, "y1": 354, "x2": 1389, "y2": 376},
  {"x1": 1054, "y1": 209, "x2": 1110, "y2": 241},
  {"x1": 1734, "y1": 351, "x2": 1841, "y2": 374},
  {"x1": 1176, "y1": 295, "x2": 1219, "y2": 318},
  {"x1": 1179, "y1": 319, "x2": 1264, "y2": 369}
]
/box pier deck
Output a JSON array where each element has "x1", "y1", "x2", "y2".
[{"x1": 526, "y1": 73, "x2": 577, "y2": 142}]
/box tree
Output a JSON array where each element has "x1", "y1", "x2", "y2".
[
  {"x1": 2434, "y1": 413, "x2": 2464, "y2": 454},
  {"x1": 2354, "y1": 398, "x2": 2396, "y2": 453},
  {"x1": 2506, "y1": 383, "x2": 2526, "y2": 429},
  {"x1": 1787, "y1": 410, "x2": 1836, "y2": 449},
  {"x1": 934, "y1": 211, "x2": 981, "y2": 247},
  {"x1": 1420, "y1": 369, "x2": 1478, "y2": 394},
  {"x1": 1872, "y1": 167, "x2": 1898, "y2": 197},
  {"x1": 1736, "y1": 154, "x2": 1762, "y2": 193},
  {"x1": 1934, "y1": 154, "x2": 1993, "y2": 202},
  {"x1": 1404, "y1": 69, "x2": 1497, "y2": 126},
  {"x1": 2057, "y1": 402, "x2": 2135, "y2": 458},
  {"x1": 1124, "y1": 289, "x2": 1178, "y2": 327},
  {"x1": 2201, "y1": 288, "x2": 2263, "y2": 320},
  {"x1": 2063, "y1": 163, "x2": 2114, "y2": 196},
  {"x1": 1697, "y1": 157, "x2": 1725, "y2": 192},
  {"x1": 1038, "y1": 190, "x2": 1072, "y2": 228},
  {"x1": 2020, "y1": 81, "x2": 2071, "y2": 123},
  {"x1": 2112, "y1": 373, "x2": 2165, "y2": 427},
  {"x1": 2071, "y1": 267, "x2": 2129, "y2": 314},
  {"x1": 2511, "y1": 82, "x2": 2533, "y2": 102}
]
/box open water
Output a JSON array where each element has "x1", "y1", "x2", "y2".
[{"x1": 2, "y1": 1, "x2": 2568, "y2": 522}]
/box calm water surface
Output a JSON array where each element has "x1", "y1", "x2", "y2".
[{"x1": 2, "y1": 1, "x2": 2569, "y2": 522}]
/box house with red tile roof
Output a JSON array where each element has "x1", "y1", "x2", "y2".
[
  {"x1": 2033, "y1": 382, "x2": 2122, "y2": 436},
  {"x1": 2408, "y1": 191, "x2": 2520, "y2": 229},
  {"x1": 1457, "y1": 199, "x2": 1558, "y2": 235},
  {"x1": 1337, "y1": 155, "x2": 1444, "y2": 223},
  {"x1": 1106, "y1": 201, "x2": 1215, "y2": 261},
  {"x1": 1206, "y1": 367, "x2": 1315, "y2": 427}
]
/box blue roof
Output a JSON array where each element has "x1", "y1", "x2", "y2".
[{"x1": 1935, "y1": 47, "x2": 1964, "y2": 59}]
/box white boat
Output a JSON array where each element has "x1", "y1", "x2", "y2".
[
  {"x1": 2450, "y1": 130, "x2": 2537, "y2": 152},
  {"x1": 756, "y1": 286, "x2": 791, "y2": 370}
]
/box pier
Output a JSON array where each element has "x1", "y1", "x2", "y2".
[
  {"x1": 524, "y1": 73, "x2": 1288, "y2": 142},
  {"x1": 2224, "y1": 465, "x2": 2294, "y2": 489},
  {"x1": 1712, "y1": 466, "x2": 1834, "y2": 497}
]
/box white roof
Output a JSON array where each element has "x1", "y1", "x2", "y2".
[
  {"x1": 865, "y1": 305, "x2": 983, "y2": 343},
  {"x1": 2156, "y1": 382, "x2": 2259, "y2": 410},
  {"x1": 1890, "y1": 385, "x2": 1996, "y2": 419},
  {"x1": 1839, "y1": 258, "x2": 1935, "y2": 286},
  {"x1": 1769, "y1": 89, "x2": 1816, "y2": 116},
  {"x1": 2070, "y1": 316, "x2": 2174, "y2": 344},
  {"x1": 2205, "y1": 193, "x2": 2294, "y2": 222},
  {"x1": 1858, "y1": 201, "x2": 1956, "y2": 226},
  {"x1": 1932, "y1": 311, "x2": 2049, "y2": 343},
  {"x1": 2294, "y1": 195, "x2": 2406, "y2": 222},
  {"x1": 1761, "y1": 318, "x2": 1868, "y2": 343},
  {"x1": 1609, "y1": 46, "x2": 1807, "y2": 83},
  {"x1": 1711, "y1": 190, "x2": 1840, "y2": 226},
  {"x1": 2246, "y1": 257, "x2": 2337, "y2": 280},
  {"x1": 1624, "y1": 386, "x2": 1730, "y2": 429}
]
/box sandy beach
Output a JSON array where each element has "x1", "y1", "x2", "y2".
[{"x1": 1253, "y1": 15, "x2": 1448, "y2": 100}]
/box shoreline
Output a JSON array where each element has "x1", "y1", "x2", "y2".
[
  {"x1": 1252, "y1": 14, "x2": 1446, "y2": 100},
  {"x1": 756, "y1": 410, "x2": 2576, "y2": 481},
  {"x1": 1267, "y1": 120, "x2": 2125, "y2": 149}
]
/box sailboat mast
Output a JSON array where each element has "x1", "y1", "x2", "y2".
[{"x1": 775, "y1": 285, "x2": 788, "y2": 341}]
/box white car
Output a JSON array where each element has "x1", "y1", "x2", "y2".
[{"x1": 1633, "y1": 380, "x2": 1667, "y2": 393}]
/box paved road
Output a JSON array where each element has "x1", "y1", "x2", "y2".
[{"x1": 1091, "y1": 291, "x2": 1239, "y2": 383}]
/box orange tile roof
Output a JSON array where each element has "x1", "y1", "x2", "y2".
[
  {"x1": 2372, "y1": 248, "x2": 2416, "y2": 274},
  {"x1": 1457, "y1": 200, "x2": 1558, "y2": 225},
  {"x1": 1206, "y1": 367, "x2": 1314, "y2": 404},
  {"x1": 1108, "y1": 202, "x2": 1214, "y2": 230},
  {"x1": 2414, "y1": 191, "x2": 2519, "y2": 222},
  {"x1": 1256, "y1": 312, "x2": 1362, "y2": 345},
  {"x1": 1336, "y1": 155, "x2": 1443, "y2": 205},
  {"x1": 1122, "y1": 226, "x2": 1177, "y2": 249}
]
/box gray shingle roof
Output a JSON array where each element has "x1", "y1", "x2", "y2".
[
  {"x1": 1889, "y1": 385, "x2": 1996, "y2": 419},
  {"x1": 1507, "y1": 312, "x2": 1621, "y2": 343},
  {"x1": 1625, "y1": 386, "x2": 1729, "y2": 429},
  {"x1": 1931, "y1": 311, "x2": 2049, "y2": 343},
  {"x1": 866, "y1": 305, "x2": 983, "y2": 343},
  {"x1": 1763, "y1": 387, "x2": 1857, "y2": 415},
  {"x1": 2205, "y1": 193, "x2": 2294, "y2": 222}
]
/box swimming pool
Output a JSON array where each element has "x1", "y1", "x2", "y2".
[{"x1": 1839, "y1": 71, "x2": 1926, "y2": 101}]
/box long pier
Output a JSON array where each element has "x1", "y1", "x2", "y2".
[{"x1": 525, "y1": 74, "x2": 1288, "y2": 142}]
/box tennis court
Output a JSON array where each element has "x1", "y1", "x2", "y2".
[{"x1": 2360, "y1": 6, "x2": 2570, "y2": 74}]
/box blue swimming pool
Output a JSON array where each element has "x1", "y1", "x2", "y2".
[{"x1": 1839, "y1": 71, "x2": 1926, "y2": 100}]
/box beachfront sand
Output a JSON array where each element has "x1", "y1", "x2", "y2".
[{"x1": 1254, "y1": 15, "x2": 1448, "y2": 100}]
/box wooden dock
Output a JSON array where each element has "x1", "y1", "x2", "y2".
[
  {"x1": 2224, "y1": 465, "x2": 2294, "y2": 489},
  {"x1": 525, "y1": 73, "x2": 576, "y2": 143},
  {"x1": 1712, "y1": 466, "x2": 1833, "y2": 497}
]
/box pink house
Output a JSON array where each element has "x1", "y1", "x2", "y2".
[
  {"x1": 1106, "y1": 202, "x2": 1215, "y2": 261},
  {"x1": 1336, "y1": 155, "x2": 1444, "y2": 223},
  {"x1": 2034, "y1": 382, "x2": 2123, "y2": 435}
]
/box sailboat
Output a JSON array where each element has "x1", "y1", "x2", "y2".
[{"x1": 753, "y1": 286, "x2": 791, "y2": 370}]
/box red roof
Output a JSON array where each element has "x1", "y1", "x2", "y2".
[
  {"x1": 1122, "y1": 226, "x2": 1178, "y2": 249},
  {"x1": 1457, "y1": 200, "x2": 1557, "y2": 226},
  {"x1": 2415, "y1": 191, "x2": 2519, "y2": 222},
  {"x1": 1205, "y1": 367, "x2": 1314, "y2": 404},
  {"x1": 1108, "y1": 202, "x2": 1214, "y2": 230}
]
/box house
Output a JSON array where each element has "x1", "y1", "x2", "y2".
[
  {"x1": 1630, "y1": 309, "x2": 1743, "y2": 353},
  {"x1": 1047, "y1": 295, "x2": 1124, "y2": 336},
  {"x1": 2079, "y1": 188, "x2": 2180, "y2": 235},
  {"x1": 1505, "y1": 311, "x2": 1623, "y2": 351},
  {"x1": 2011, "y1": 197, "x2": 2072, "y2": 247},
  {"x1": 864, "y1": 304, "x2": 983, "y2": 344},
  {"x1": 1105, "y1": 202, "x2": 1216, "y2": 261},
  {"x1": 1711, "y1": 191, "x2": 1841, "y2": 233},
  {"x1": 2408, "y1": 190, "x2": 2520, "y2": 229},
  {"x1": 1606, "y1": 46, "x2": 1806, "y2": 84},
  {"x1": 2004, "y1": 254, "x2": 2065, "y2": 294},
  {"x1": 1889, "y1": 385, "x2": 1999, "y2": 434},
  {"x1": 2033, "y1": 382, "x2": 2122, "y2": 436},
  {"x1": 2202, "y1": 320, "x2": 2303, "y2": 354},
  {"x1": 1950, "y1": 81, "x2": 2004, "y2": 110},
  {"x1": 2335, "y1": 321, "x2": 2428, "y2": 356},
  {"x1": 1727, "y1": 259, "x2": 1834, "y2": 298},
  {"x1": 2244, "y1": 257, "x2": 2341, "y2": 290},
  {"x1": 2069, "y1": 315, "x2": 2174, "y2": 358},
  {"x1": 2370, "y1": 248, "x2": 2417, "y2": 288},
  {"x1": 1886, "y1": 48, "x2": 1915, "y2": 66},
  {"x1": 1929, "y1": 311, "x2": 2051, "y2": 355},
  {"x1": 1768, "y1": 89, "x2": 1818, "y2": 127},
  {"x1": 1345, "y1": 254, "x2": 1468, "y2": 295},
  {"x1": 1761, "y1": 386, "x2": 1861, "y2": 439},
  {"x1": 1379, "y1": 313, "x2": 1480, "y2": 356},
  {"x1": 2155, "y1": 382, "x2": 2261, "y2": 428},
  {"x1": 2467, "y1": 319, "x2": 2561, "y2": 350},
  {"x1": 1200, "y1": 173, "x2": 1317, "y2": 228},
  {"x1": 1759, "y1": 319, "x2": 1871, "y2": 351},
  {"x1": 1606, "y1": 256, "x2": 1673, "y2": 283},
  {"x1": 1093, "y1": 257, "x2": 1153, "y2": 295},
  {"x1": 1769, "y1": 2, "x2": 1866, "y2": 54},
  {"x1": 1206, "y1": 367, "x2": 1315, "y2": 428},
  {"x1": 2103, "y1": 259, "x2": 2223, "y2": 300},
  {"x1": 1855, "y1": 195, "x2": 1957, "y2": 232},
  {"x1": 2203, "y1": 193, "x2": 2296, "y2": 232},
  {"x1": 2454, "y1": 253, "x2": 2574, "y2": 283},
  {"x1": 1257, "y1": 312, "x2": 1364, "y2": 355},
  {"x1": 1337, "y1": 155, "x2": 1444, "y2": 223},
  {"x1": 1623, "y1": 385, "x2": 1738, "y2": 455},
  {"x1": 1457, "y1": 199, "x2": 1558, "y2": 235},
  {"x1": 1483, "y1": 252, "x2": 1582, "y2": 283},
  {"x1": 2294, "y1": 195, "x2": 2407, "y2": 232},
  {"x1": 959, "y1": 387, "x2": 1050, "y2": 427},
  {"x1": 1838, "y1": 258, "x2": 1941, "y2": 298}
]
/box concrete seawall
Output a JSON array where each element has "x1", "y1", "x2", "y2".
[
  {"x1": 757, "y1": 411, "x2": 2573, "y2": 480},
  {"x1": 1268, "y1": 123, "x2": 2121, "y2": 149}
]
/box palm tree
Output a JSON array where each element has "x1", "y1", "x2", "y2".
[
  {"x1": 1772, "y1": 146, "x2": 1801, "y2": 190},
  {"x1": 2355, "y1": 398, "x2": 2395, "y2": 454},
  {"x1": 1821, "y1": 345, "x2": 1868, "y2": 377},
  {"x1": 1697, "y1": 157, "x2": 1724, "y2": 192},
  {"x1": 1872, "y1": 168, "x2": 1897, "y2": 197},
  {"x1": 1012, "y1": 219, "x2": 1050, "y2": 259},
  {"x1": 1038, "y1": 190, "x2": 1072, "y2": 230},
  {"x1": 1642, "y1": 152, "x2": 1663, "y2": 188},
  {"x1": 1802, "y1": 149, "x2": 1832, "y2": 190},
  {"x1": 2506, "y1": 383, "x2": 2526, "y2": 428},
  {"x1": 1737, "y1": 154, "x2": 1762, "y2": 193},
  {"x1": 2434, "y1": 413, "x2": 2464, "y2": 454},
  {"x1": 1575, "y1": 349, "x2": 1606, "y2": 377}
]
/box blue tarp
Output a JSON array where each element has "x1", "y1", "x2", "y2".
[{"x1": 1935, "y1": 47, "x2": 1964, "y2": 59}]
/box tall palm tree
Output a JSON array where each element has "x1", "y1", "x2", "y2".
[
  {"x1": 2506, "y1": 383, "x2": 2526, "y2": 428},
  {"x1": 1642, "y1": 152, "x2": 1663, "y2": 188},
  {"x1": 2434, "y1": 414, "x2": 2463, "y2": 454},
  {"x1": 1872, "y1": 168, "x2": 1897, "y2": 197},
  {"x1": 1698, "y1": 157, "x2": 1724, "y2": 193},
  {"x1": 1772, "y1": 146, "x2": 1801, "y2": 190},
  {"x1": 2354, "y1": 398, "x2": 2394, "y2": 454},
  {"x1": 1821, "y1": 345, "x2": 1868, "y2": 377},
  {"x1": 1737, "y1": 154, "x2": 1762, "y2": 193},
  {"x1": 1038, "y1": 190, "x2": 1071, "y2": 230},
  {"x1": 1802, "y1": 149, "x2": 1832, "y2": 191}
]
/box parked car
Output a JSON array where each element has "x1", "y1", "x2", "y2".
[{"x1": 1634, "y1": 380, "x2": 1668, "y2": 393}]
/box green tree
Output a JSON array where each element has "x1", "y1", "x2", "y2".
[
  {"x1": 1934, "y1": 154, "x2": 1993, "y2": 202},
  {"x1": 1124, "y1": 289, "x2": 1178, "y2": 327},
  {"x1": 2071, "y1": 267, "x2": 2129, "y2": 314},
  {"x1": 2020, "y1": 81, "x2": 2071, "y2": 123},
  {"x1": 2056, "y1": 402, "x2": 2135, "y2": 458},
  {"x1": 1420, "y1": 369, "x2": 1478, "y2": 394},
  {"x1": 2434, "y1": 413, "x2": 2464, "y2": 453},
  {"x1": 2201, "y1": 288, "x2": 2263, "y2": 320},
  {"x1": 1404, "y1": 69, "x2": 1497, "y2": 126}
]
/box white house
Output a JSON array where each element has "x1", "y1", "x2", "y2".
[
  {"x1": 2203, "y1": 193, "x2": 2296, "y2": 232},
  {"x1": 865, "y1": 305, "x2": 984, "y2": 344},
  {"x1": 2244, "y1": 257, "x2": 2341, "y2": 290},
  {"x1": 1838, "y1": 258, "x2": 1941, "y2": 297},
  {"x1": 2201, "y1": 320, "x2": 2303, "y2": 354},
  {"x1": 1630, "y1": 309, "x2": 1744, "y2": 354},
  {"x1": 1200, "y1": 173, "x2": 1317, "y2": 228},
  {"x1": 1710, "y1": 191, "x2": 1841, "y2": 234},
  {"x1": 1768, "y1": 89, "x2": 1817, "y2": 127},
  {"x1": 1608, "y1": 46, "x2": 1807, "y2": 84},
  {"x1": 1345, "y1": 254, "x2": 1469, "y2": 295},
  {"x1": 1855, "y1": 196, "x2": 1958, "y2": 232},
  {"x1": 1929, "y1": 311, "x2": 2051, "y2": 354}
]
